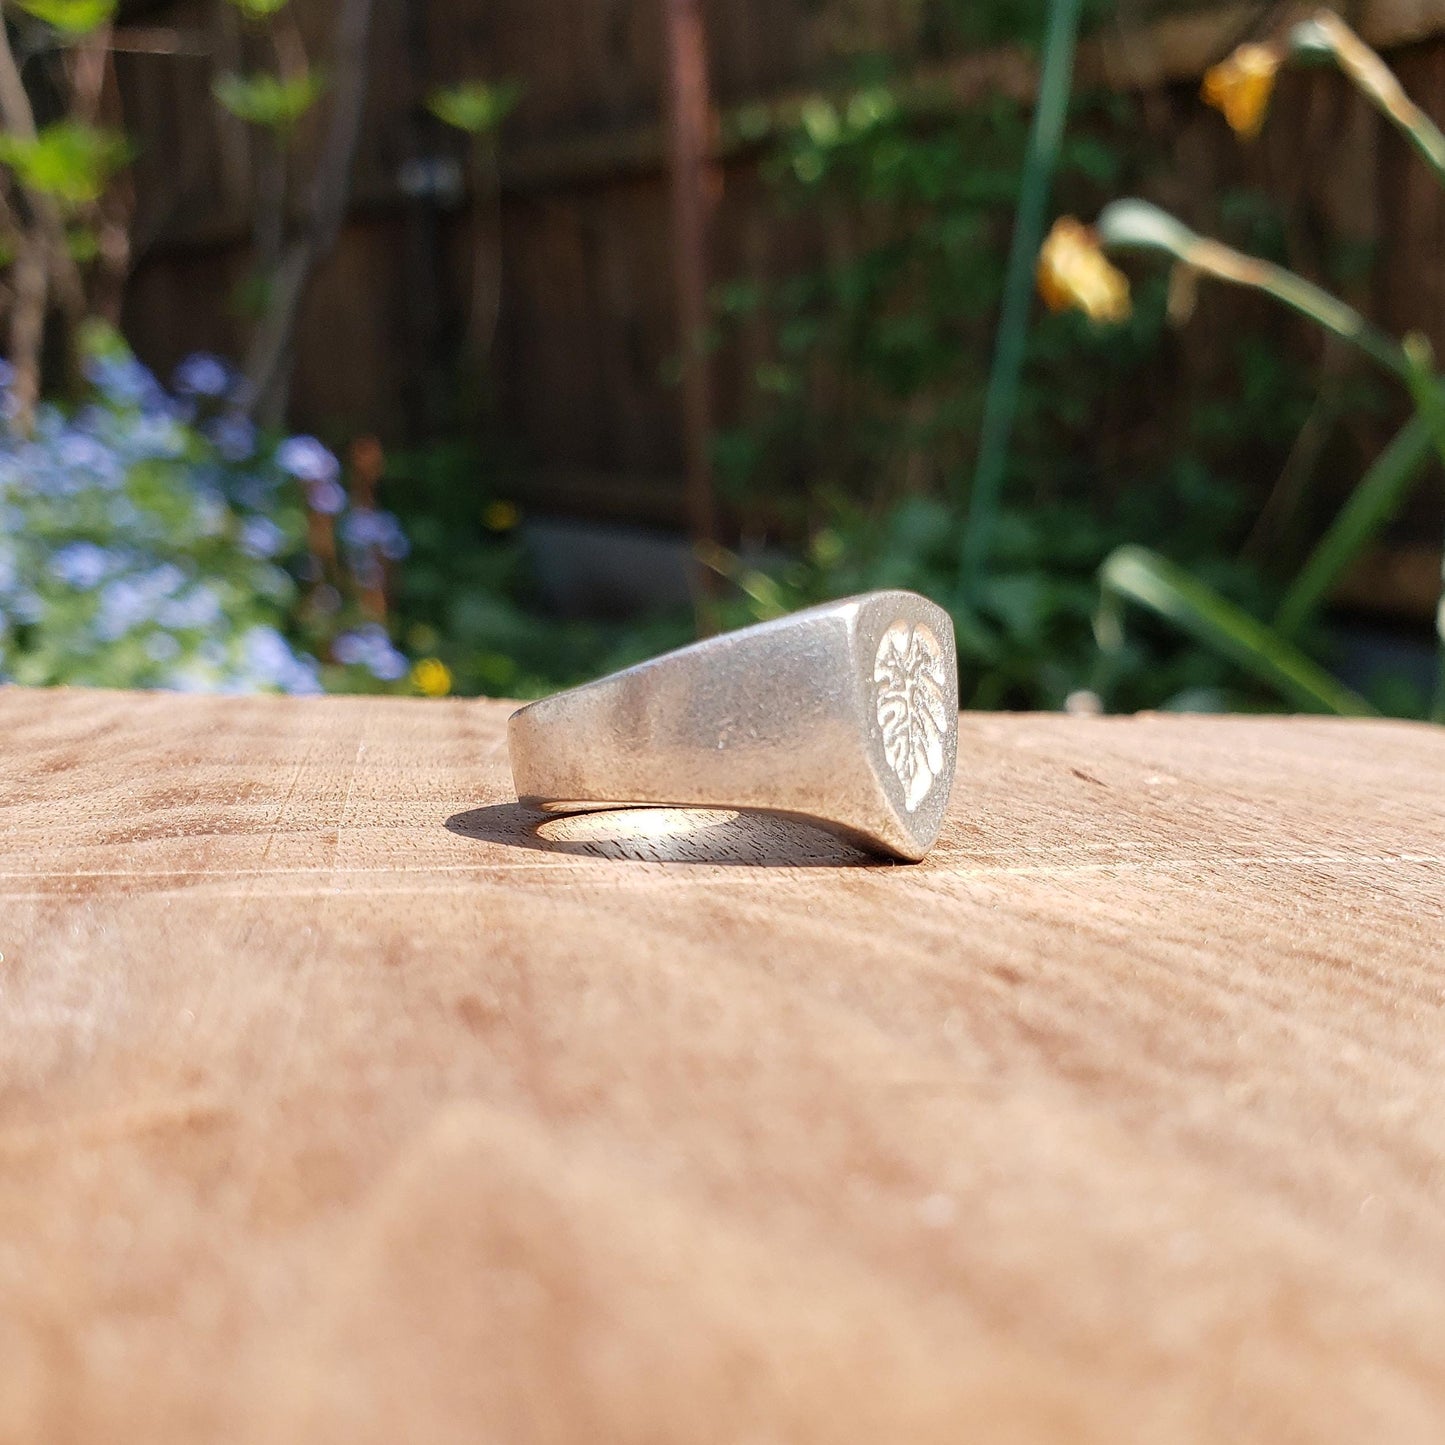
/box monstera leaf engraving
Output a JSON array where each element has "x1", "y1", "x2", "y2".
[{"x1": 873, "y1": 621, "x2": 949, "y2": 811}]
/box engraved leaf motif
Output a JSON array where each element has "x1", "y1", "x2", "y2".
[{"x1": 873, "y1": 621, "x2": 949, "y2": 812}]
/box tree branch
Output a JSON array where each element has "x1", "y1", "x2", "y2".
[
  {"x1": 238, "y1": 0, "x2": 375, "y2": 424},
  {"x1": 0, "y1": 13, "x2": 89, "y2": 422}
]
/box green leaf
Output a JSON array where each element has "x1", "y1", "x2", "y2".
[
  {"x1": 0, "y1": 121, "x2": 130, "y2": 205},
  {"x1": 958, "y1": 0, "x2": 1084, "y2": 598},
  {"x1": 10, "y1": 0, "x2": 116, "y2": 34},
  {"x1": 426, "y1": 80, "x2": 523, "y2": 135},
  {"x1": 212, "y1": 70, "x2": 325, "y2": 131},
  {"x1": 65, "y1": 225, "x2": 99, "y2": 262},
  {"x1": 1273, "y1": 412, "x2": 1435, "y2": 638},
  {"x1": 1099, "y1": 545, "x2": 1377, "y2": 716},
  {"x1": 1400, "y1": 334, "x2": 1445, "y2": 470},
  {"x1": 225, "y1": 0, "x2": 290, "y2": 17}
]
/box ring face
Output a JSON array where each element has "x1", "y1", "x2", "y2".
[
  {"x1": 873, "y1": 619, "x2": 951, "y2": 814},
  {"x1": 507, "y1": 590, "x2": 959, "y2": 861}
]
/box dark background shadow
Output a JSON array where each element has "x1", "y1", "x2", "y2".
[{"x1": 445, "y1": 803, "x2": 883, "y2": 868}]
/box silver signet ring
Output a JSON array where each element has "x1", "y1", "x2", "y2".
[{"x1": 507, "y1": 590, "x2": 958, "y2": 861}]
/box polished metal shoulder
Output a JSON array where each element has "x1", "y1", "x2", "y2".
[{"x1": 507, "y1": 590, "x2": 959, "y2": 860}]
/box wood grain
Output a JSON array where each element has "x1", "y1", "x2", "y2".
[{"x1": 1, "y1": 687, "x2": 1443, "y2": 1442}]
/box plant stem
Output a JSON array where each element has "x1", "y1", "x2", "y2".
[
  {"x1": 0, "y1": 12, "x2": 86, "y2": 422},
  {"x1": 238, "y1": 0, "x2": 375, "y2": 425},
  {"x1": 7, "y1": 235, "x2": 47, "y2": 429},
  {"x1": 1099, "y1": 203, "x2": 1409, "y2": 381},
  {"x1": 1188, "y1": 237, "x2": 1408, "y2": 380},
  {"x1": 1300, "y1": 12, "x2": 1445, "y2": 189},
  {"x1": 957, "y1": 0, "x2": 1082, "y2": 603},
  {"x1": 1272, "y1": 412, "x2": 1433, "y2": 638}
]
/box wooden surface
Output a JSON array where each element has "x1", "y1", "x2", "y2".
[{"x1": 2, "y1": 687, "x2": 1444, "y2": 1442}]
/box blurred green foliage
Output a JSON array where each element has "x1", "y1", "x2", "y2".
[
  {"x1": 384, "y1": 3, "x2": 1420, "y2": 714},
  {"x1": 427, "y1": 80, "x2": 525, "y2": 137},
  {"x1": 708, "y1": 73, "x2": 1371, "y2": 712},
  {"x1": 1042, "y1": 14, "x2": 1445, "y2": 720},
  {"x1": 10, "y1": 0, "x2": 115, "y2": 34},
  {"x1": 0, "y1": 333, "x2": 409, "y2": 694},
  {"x1": 226, "y1": 0, "x2": 291, "y2": 20},
  {"x1": 0, "y1": 122, "x2": 130, "y2": 208},
  {"x1": 380, "y1": 443, "x2": 692, "y2": 699},
  {"x1": 212, "y1": 71, "x2": 327, "y2": 133}
]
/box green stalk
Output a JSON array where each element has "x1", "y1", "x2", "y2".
[
  {"x1": 957, "y1": 0, "x2": 1083, "y2": 602},
  {"x1": 1273, "y1": 412, "x2": 1433, "y2": 638},
  {"x1": 1399, "y1": 335, "x2": 1445, "y2": 471},
  {"x1": 1100, "y1": 545, "x2": 1377, "y2": 716},
  {"x1": 1292, "y1": 13, "x2": 1445, "y2": 189},
  {"x1": 1097, "y1": 201, "x2": 1409, "y2": 380},
  {"x1": 1097, "y1": 203, "x2": 1443, "y2": 711}
]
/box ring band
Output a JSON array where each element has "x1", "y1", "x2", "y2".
[{"x1": 507, "y1": 590, "x2": 958, "y2": 861}]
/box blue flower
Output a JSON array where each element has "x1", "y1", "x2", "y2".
[
  {"x1": 372, "y1": 650, "x2": 406, "y2": 682},
  {"x1": 332, "y1": 629, "x2": 369, "y2": 666},
  {"x1": 4, "y1": 342, "x2": 400, "y2": 699},
  {"x1": 96, "y1": 577, "x2": 151, "y2": 640},
  {"x1": 50, "y1": 541, "x2": 115, "y2": 590},
  {"x1": 158, "y1": 584, "x2": 223, "y2": 632},
  {"x1": 240, "y1": 625, "x2": 323, "y2": 695},
  {"x1": 86, "y1": 354, "x2": 164, "y2": 412},
  {"x1": 123, "y1": 413, "x2": 187, "y2": 461},
  {"x1": 56, "y1": 430, "x2": 123, "y2": 489},
  {"x1": 306, "y1": 477, "x2": 346, "y2": 515},
  {"x1": 145, "y1": 632, "x2": 182, "y2": 664},
  {"x1": 192, "y1": 490, "x2": 230, "y2": 539},
  {"x1": 341, "y1": 508, "x2": 410, "y2": 561},
  {"x1": 243, "y1": 624, "x2": 295, "y2": 681},
  {"x1": 98, "y1": 565, "x2": 187, "y2": 641},
  {"x1": 333, "y1": 622, "x2": 407, "y2": 681},
  {"x1": 238, "y1": 515, "x2": 286, "y2": 559},
  {"x1": 161, "y1": 665, "x2": 213, "y2": 695},
  {"x1": 173, "y1": 353, "x2": 234, "y2": 400},
  {"x1": 208, "y1": 414, "x2": 257, "y2": 463},
  {"x1": 8, "y1": 588, "x2": 41, "y2": 625},
  {"x1": 276, "y1": 435, "x2": 340, "y2": 485}
]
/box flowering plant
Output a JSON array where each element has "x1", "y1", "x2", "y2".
[
  {"x1": 1038, "y1": 9, "x2": 1445, "y2": 721},
  {"x1": 0, "y1": 331, "x2": 413, "y2": 693}
]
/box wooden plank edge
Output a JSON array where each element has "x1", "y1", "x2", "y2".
[{"x1": 501, "y1": 0, "x2": 1445, "y2": 192}]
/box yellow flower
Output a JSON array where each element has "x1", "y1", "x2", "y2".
[
  {"x1": 411, "y1": 657, "x2": 452, "y2": 697},
  {"x1": 1202, "y1": 43, "x2": 1282, "y2": 139},
  {"x1": 1036, "y1": 217, "x2": 1131, "y2": 323},
  {"x1": 483, "y1": 499, "x2": 519, "y2": 532}
]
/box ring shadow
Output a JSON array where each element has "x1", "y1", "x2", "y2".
[{"x1": 445, "y1": 803, "x2": 884, "y2": 868}]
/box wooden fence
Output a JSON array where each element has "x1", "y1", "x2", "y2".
[{"x1": 113, "y1": 0, "x2": 1445, "y2": 614}]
